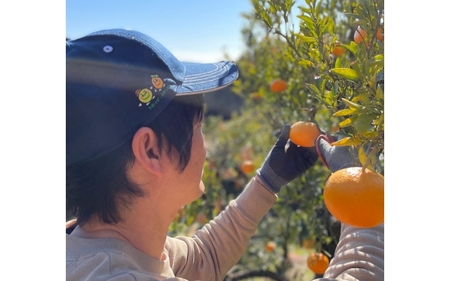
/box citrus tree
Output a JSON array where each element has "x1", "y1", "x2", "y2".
[
  {"x1": 252, "y1": 0, "x2": 384, "y2": 171},
  {"x1": 170, "y1": 0, "x2": 384, "y2": 279}
]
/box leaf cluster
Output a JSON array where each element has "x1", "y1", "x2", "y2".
[{"x1": 254, "y1": 0, "x2": 384, "y2": 171}]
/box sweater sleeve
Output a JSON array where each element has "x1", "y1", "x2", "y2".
[
  {"x1": 314, "y1": 223, "x2": 384, "y2": 281},
  {"x1": 165, "y1": 178, "x2": 277, "y2": 281}
]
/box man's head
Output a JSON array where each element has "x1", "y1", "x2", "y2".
[
  {"x1": 66, "y1": 29, "x2": 238, "y2": 165},
  {"x1": 66, "y1": 29, "x2": 239, "y2": 225}
]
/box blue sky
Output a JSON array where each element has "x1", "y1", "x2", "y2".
[{"x1": 67, "y1": 0, "x2": 255, "y2": 63}]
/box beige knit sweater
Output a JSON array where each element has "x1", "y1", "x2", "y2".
[{"x1": 66, "y1": 178, "x2": 384, "y2": 281}]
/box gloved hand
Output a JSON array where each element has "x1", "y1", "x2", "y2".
[
  {"x1": 256, "y1": 124, "x2": 318, "y2": 193},
  {"x1": 315, "y1": 135, "x2": 361, "y2": 173}
]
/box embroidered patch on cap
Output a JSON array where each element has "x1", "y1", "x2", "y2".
[{"x1": 135, "y1": 74, "x2": 174, "y2": 110}]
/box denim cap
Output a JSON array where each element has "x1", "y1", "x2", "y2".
[{"x1": 67, "y1": 29, "x2": 239, "y2": 166}]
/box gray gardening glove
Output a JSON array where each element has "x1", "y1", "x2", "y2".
[
  {"x1": 256, "y1": 124, "x2": 318, "y2": 193},
  {"x1": 315, "y1": 135, "x2": 361, "y2": 173}
]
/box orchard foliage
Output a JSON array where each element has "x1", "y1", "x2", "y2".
[
  {"x1": 170, "y1": 0, "x2": 384, "y2": 279},
  {"x1": 252, "y1": 0, "x2": 384, "y2": 172}
]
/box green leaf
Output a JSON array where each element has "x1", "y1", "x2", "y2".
[
  {"x1": 358, "y1": 146, "x2": 368, "y2": 167},
  {"x1": 373, "y1": 54, "x2": 384, "y2": 62},
  {"x1": 299, "y1": 16, "x2": 316, "y2": 33},
  {"x1": 333, "y1": 80, "x2": 340, "y2": 96},
  {"x1": 324, "y1": 90, "x2": 335, "y2": 107},
  {"x1": 321, "y1": 17, "x2": 335, "y2": 35},
  {"x1": 284, "y1": 0, "x2": 294, "y2": 11},
  {"x1": 299, "y1": 6, "x2": 311, "y2": 15},
  {"x1": 335, "y1": 56, "x2": 343, "y2": 68},
  {"x1": 268, "y1": 2, "x2": 277, "y2": 13},
  {"x1": 371, "y1": 58, "x2": 384, "y2": 68},
  {"x1": 362, "y1": 131, "x2": 378, "y2": 139},
  {"x1": 306, "y1": 83, "x2": 320, "y2": 96},
  {"x1": 333, "y1": 107, "x2": 367, "y2": 116},
  {"x1": 315, "y1": 0, "x2": 323, "y2": 14},
  {"x1": 373, "y1": 113, "x2": 384, "y2": 127},
  {"x1": 338, "y1": 116, "x2": 357, "y2": 127},
  {"x1": 354, "y1": 114, "x2": 376, "y2": 133},
  {"x1": 331, "y1": 136, "x2": 362, "y2": 146},
  {"x1": 330, "y1": 68, "x2": 361, "y2": 81},
  {"x1": 375, "y1": 85, "x2": 384, "y2": 100},
  {"x1": 349, "y1": 62, "x2": 364, "y2": 80},
  {"x1": 341, "y1": 98, "x2": 364, "y2": 109},
  {"x1": 257, "y1": 6, "x2": 273, "y2": 28},
  {"x1": 352, "y1": 93, "x2": 371, "y2": 104},
  {"x1": 333, "y1": 108, "x2": 357, "y2": 116},
  {"x1": 298, "y1": 59, "x2": 315, "y2": 67},
  {"x1": 347, "y1": 41, "x2": 359, "y2": 55},
  {"x1": 299, "y1": 35, "x2": 317, "y2": 43},
  {"x1": 299, "y1": 15, "x2": 315, "y2": 28},
  {"x1": 358, "y1": 146, "x2": 375, "y2": 171},
  {"x1": 327, "y1": 18, "x2": 335, "y2": 34}
]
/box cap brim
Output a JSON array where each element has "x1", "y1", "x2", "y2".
[{"x1": 175, "y1": 61, "x2": 239, "y2": 95}]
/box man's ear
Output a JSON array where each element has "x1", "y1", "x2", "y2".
[{"x1": 131, "y1": 127, "x2": 163, "y2": 177}]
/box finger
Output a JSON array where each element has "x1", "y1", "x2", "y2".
[
  {"x1": 274, "y1": 124, "x2": 291, "y2": 148},
  {"x1": 315, "y1": 135, "x2": 331, "y2": 150},
  {"x1": 301, "y1": 146, "x2": 319, "y2": 164},
  {"x1": 315, "y1": 135, "x2": 332, "y2": 168}
]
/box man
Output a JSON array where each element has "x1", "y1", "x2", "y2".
[{"x1": 66, "y1": 28, "x2": 383, "y2": 281}]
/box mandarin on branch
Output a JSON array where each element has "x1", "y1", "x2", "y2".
[
  {"x1": 307, "y1": 252, "x2": 329, "y2": 274},
  {"x1": 269, "y1": 78, "x2": 287, "y2": 93},
  {"x1": 354, "y1": 26, "x2": 367, "y2": 45},
  {"x1": 240, "y1": 160, "x2": 255, "y2": 174},
  {"x1": 289, "y1": 121, "x2": 321, "y2": 147},
  {"x1": 332, "y1": 41, "x2": 346, "y2": 57},
  {"x1": 324, "y1": 167, "x2": 384, "y2": 228},
  {"x1": 376, "y1": 27, "x2": 384, "y2": 42},
  {"x1": 265, "y1": 241, "x2": 276, "y2": 252}
]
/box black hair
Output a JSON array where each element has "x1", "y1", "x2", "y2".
[{"x1": 66, "y1": 94, "x2": 205, "y2": 226}]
